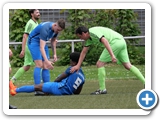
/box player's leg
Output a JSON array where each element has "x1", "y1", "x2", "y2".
[
  {"x1": 90, "y1": 49, "x2": 108, "y2": 95},
  {"x1": 91, "y1": 39, "x2": 126, "y2": 95},
  {"x1": 10, "y1": 84, "x2": 43, "y2": 96},
  {"x1": 117, "y1": 40, "x2": 145, "y2": 84},
  {"x1": 9, "y1": 62, "x2": 17, "y2": 90},
  {"x1": 29, "y1": 44, "x2": 46, "y2": 96},
  {"x1": 97, "y1": 61, "x2": 106, "y2": 90},
  {"x1": 42, "y1": 82, "x2": 62, "y2": 95},
  {"x1": 29, "y1": 44, "x2": 43, "y2": 85},
  {"x1": 10, "y1": 46, "x2": 34, "y2": 83},
  {"x1": 42, "y1": 45, "x2": 50, "y2": 83},
  {"x1": 123, "y1": 63, "x2": 145, "y2": 84}
]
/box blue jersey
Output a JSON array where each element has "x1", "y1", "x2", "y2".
[
  {"x1": 28, "y1": 22, "x2": 58, "y2": 45},
  {"x1": 58, "y1": 67, "x2": 85, "y2": 94},
  {"x1": 42, "y1": 66, "x2": 85, "y2": 95}
]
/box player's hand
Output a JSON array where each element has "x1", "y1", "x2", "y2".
[
  {"x1": 70, "y1": 65, "x2": 79, "y2": 73},
  {"x1": 19, "y1": 50, "x2": 25, "y2": 58},
  {"x1": 111, "y1": 56, "x2": 117, "y2": 63},
  {"x1": 53, "y1": 54, "x2": 57, "y2": 62},
  {"x1": 44, "y1": 60, "x2": 54, "y2": 70}
]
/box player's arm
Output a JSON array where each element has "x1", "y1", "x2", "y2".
[
  {"x1": 54, "y1": 73, "x2": 68, "y2": 82},
  {"x1": 101, "y1": 37, "x2": 117, "y2": 63},
  {"x1": 74, "y1": 85, "x2": 83, "y2": 94},
  {"x1": 77, "y1": 47, "x2": 89, "y2": 67},
  {"x1": 40, "y1": 39, "x2": 48, "y2": 61},
  {"x1": 19, "y1": 33, "x2": 28, "y2": 58},
  {"x1": 22, "y1": 33, "x2": 28, "y2": 51},
  {"x1": 50, "y1": 37, "x2": 57, "y2": 62},
  {"x1": 20, "y1": 21, "x2": 32, "y2": 58}
]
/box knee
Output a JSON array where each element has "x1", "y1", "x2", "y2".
[
  {"x1": 96, "y1": 62, "x2": 99, "y2": 67},
  {"x1": 96, "y1": 61, "x2": 105, "y2": 68},
  {"x1": 123, "y1": 63, "x2": 132, "y2": 70},
  {"x1": 35, "y1": 62, "x2": 43, "y2": 68},
  {"x1": 24, "y1": 66, "x2": 31, "y2": 71},
  {"x1": 96, "y1": 61, "x2": 101, "y2": 68}
]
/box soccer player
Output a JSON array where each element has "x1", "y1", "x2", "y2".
[
  {"x1": 10, "y1": 52, "x2": 85, "y2": 96},
  {"x1": 70, "y1": 26, "x2": 145, "y2": 95},
  {"x1": 9, "y1": 48, "x2": 17, "y2": 109},
  {"x1": 22, "y1": 19, "x2": 65, "y2": 95},
  {"x1": 9, "y1": 9, "x2": 40, "y2": 95}
]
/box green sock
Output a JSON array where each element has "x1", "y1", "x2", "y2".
[
  {"x1": 98, "y1": 67, "x2": 106, "y2": 90},
  {"x1": 130, "y1": 65, "x2": 145, "y2": 84},
  {"x1": 11, "y1": 67, "x2": 25, "y2": 83}
]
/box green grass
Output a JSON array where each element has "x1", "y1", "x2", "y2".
[{"x1": 9, "y1": 64, "x2": 145, "y2": 109}]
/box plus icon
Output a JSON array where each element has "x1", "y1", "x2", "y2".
[
  {"x1": 142, "y1": 93, "x2": 153, "y2": 105},
  {"x1": 137, "y1": 89, "x2": 158, "y2": 110}
]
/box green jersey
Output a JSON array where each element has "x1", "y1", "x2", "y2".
[
  {"x1": 24, "y1": 19, "x2": 38, "y2": 34},
  {"x1": 85, "y1": 27, "x2": 123, "y2": 47},
  {"x1": 23, "y1": 19, "x2": 38, "y2": 66}
]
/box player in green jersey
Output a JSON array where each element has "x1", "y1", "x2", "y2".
[{"x1": 70, "y1": 26, "x2": 145, "y2": 95}]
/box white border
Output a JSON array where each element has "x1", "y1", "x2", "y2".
[{"x1": 3, "y1": 3, "x2": 151, "y2": 115}]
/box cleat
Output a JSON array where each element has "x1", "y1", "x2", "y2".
[
  {"x1": 34, "y1": 91, "x2": 45, "y2": 96},
  {"x1": 90, "y1": 89, "x2": 107, "y2": 95},
  {"x1": 9, "y1": 104, "x2": 17, "y2": 109},
  {"x1": 10, "y1": 88, "x2": 17, "y2": 96},
  {"x1": 9, "y1": 80, "x2": 17, "y2": 89}
]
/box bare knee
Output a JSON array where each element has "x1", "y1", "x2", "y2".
[
  {"x1": 96, "y1": 61, "x2": 106, "y2": 68},
  {"x1": 34, "y1": 60, "x2": 43, "y2": 68},
  {"x1": 123, "y1": 63, "x2": 132, "y2": 70},
  {"x1": 23, "y1": 65, "x2": 31, "y2": 71}
]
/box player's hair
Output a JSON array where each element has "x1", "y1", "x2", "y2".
[
  {"x1": 29, "y1": 9, "x2": 38, "y2": 17},
  {"x1": 75, "y1": 26, "x2": 89, "y2": 35},
  {"x1": 57, "y1": 19, "x2": 65, "y2": 29},
  {"x1": 70, "y1": 52, "x2": 80, "y2": 63}
]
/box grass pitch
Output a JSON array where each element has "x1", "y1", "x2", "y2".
[{"x1": 9, "y1": 64, "x2": 144, "y2": 109}]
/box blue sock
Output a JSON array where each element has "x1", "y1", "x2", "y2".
[
  {"x1": 16, "y1": 85, "x2": 35, "y2": 93},
  {"x1": 34, "y1": 67, "x2": 41, "y2": 85},
  {"x1": 42, "y1": 69, "x2": 50, "y2": 83}
]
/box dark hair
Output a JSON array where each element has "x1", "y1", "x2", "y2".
[
  {"x1": 75, "y1": 26, "x2": 89, "y2": 35},
  {"x1": 29, "y1": 9, "x2": 37, "y2": 17},
  {"x1": 70, "y1": 52, "x2": 80, "y2": 63},
  {"x1": 57, "y1": 19, "x2": 65, "y2": 29}
]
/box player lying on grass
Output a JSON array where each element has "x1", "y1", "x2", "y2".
[{"x1": 10, "y1": 52, "x2": 85, "y2": 96}]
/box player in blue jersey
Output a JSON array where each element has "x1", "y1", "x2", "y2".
[
  {"x1": 26, "y1": 19, "x2": 65, "y2": 93},
  {"x1": 10, "y1": 52, "x2": 85, "y2": 96}
]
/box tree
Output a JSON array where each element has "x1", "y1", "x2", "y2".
[{"x1": 9, "y1": 9, "x2": 31, "y2": 67}]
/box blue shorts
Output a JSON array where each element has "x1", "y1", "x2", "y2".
[
  {"x1": 28, "y1": 43, "x2": 50, "y2": 61},
  {"x1": 42, "y1": 82, "x2": 62, "y2": 95}
]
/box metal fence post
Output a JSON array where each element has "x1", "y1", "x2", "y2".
[{"x1": 72, "y1": 41, "x2": 74, "y2": 52}]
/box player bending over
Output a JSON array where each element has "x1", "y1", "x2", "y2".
[{"x1": 10, "y1": 52, "x2": 85, "y2": 96}]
